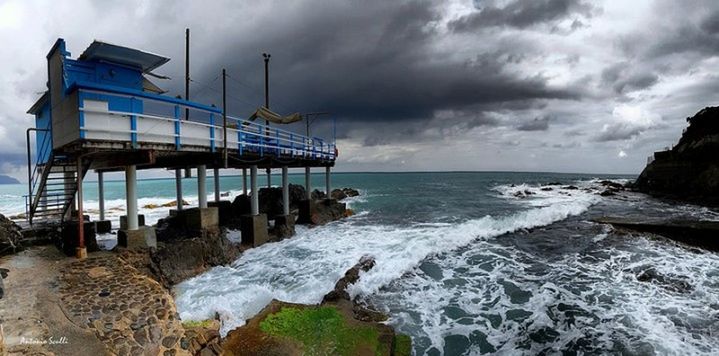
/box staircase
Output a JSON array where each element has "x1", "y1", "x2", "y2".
[{"x1": 27, "y1": 154, "x2": 90, "y2": 224}]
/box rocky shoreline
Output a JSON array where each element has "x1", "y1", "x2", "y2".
[{"x1": 0, "y1": 186, "x2": 408, "y2": 356}]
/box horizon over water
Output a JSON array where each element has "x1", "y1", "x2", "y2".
[{"x1": 2, "y1": 172, "x2": 718, "y2": 354}]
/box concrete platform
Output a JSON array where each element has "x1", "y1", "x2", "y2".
[
  {"x1": 240, "y1": 214, "x2": 269, "y2": 247},
  {"x1": 94, "y1": 220, "x2": 112, "y2": 234},
  {"x1": 117, "y1": 226, "x2": 157, "y2": 249},
  {"x1": 178, "y1": 207, "x2": 219, "y2": 230},
  {"x1": 120, "y1": 214, "x2": 145, "y2": 230},
  {"x1": 208, "y1": 200, "x2": 233, "y2": 225}
]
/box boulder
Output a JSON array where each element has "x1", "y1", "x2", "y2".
[
  {"x1": 311, "y1": 189, "x2": 326, "y2": 201},
  {"x1": 331, "y1": 189, "x2": 347, "y2": 201},
  {"x1": 0, "y1": 213, "x2": 23, "y2": 256},
  {"x1": 322, "y1": 256, "x2": 376, "y2": 303},
  {"x1": 310, "y1": 199, "x2": 347, "y2": 225}
]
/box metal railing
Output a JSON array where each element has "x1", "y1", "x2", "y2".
[{"x1": 76, "y1": 87, "x2": 336, "y2": 161}]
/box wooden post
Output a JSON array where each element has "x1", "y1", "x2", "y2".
[
  {"x1": 325, "y1": 166, "x2": 331, "y2": 197},
  {"x1": 175, "y1": 169, "x2": 183, "y2": 210}
]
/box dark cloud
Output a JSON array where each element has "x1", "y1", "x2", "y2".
[
  {"x1": 449, "y1": 0, "x2": 596, "y2": 32},
  {"x1": 517, "y1": 116, "x2": 550, "y2": 131},
  {"x1": 601, "y1": 62, "x2": 659, "y2": 94}
]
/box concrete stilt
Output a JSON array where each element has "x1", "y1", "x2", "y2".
[
  {"x1": 125, "y1": 165, "x2": 138, "y2": 230},
  {"x1": 325, "y1": 166, "x2": 331, "y2": 197},
  {"x1": 95, "y1": 171, "x2": 111, "y2": 233},
  {"x1": 298, "y1": 166, "x2": 314, "y2": 224},
  {"x1": 242, "y1": 168, "x2": 247, "y2": 195},
  {"x1": 282, "y1": 166, "x2": 290, "y2": 216},
  {"x1": 98, "y1": 171, "x2": 105, "y2": 221},
  {"x1": 198, "y1": 165, "x2": 207, "y2": 209},
  {"x1": 305, "y1": 166, "x2": 311, "y2": 199},
  {"x1": 251, "y1": 165, "x2": 259, "y2": 215},
  {"x1": 175, "y1": 168, "x2": 183, "y2": 210},
  {"x1": 214, "y1": 167, "x2": 220, "y2": 202},
  {"x1": 242, "y1": 164, "x2": 269, "y2": 246},
  {"x1": 118, "y1": 164, "x2": 156, "y2": 248},
  {"x1": 267, "y1": 168, "x2": 272, "y2": 188}
]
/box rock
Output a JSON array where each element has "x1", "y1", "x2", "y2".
[
  {"x1": 635, "y1": 267, "x2": 693, "y2": 293},
  {"x1": 330, "y1": 188, "x2": 360, "y2": 201},
  {"x1": 257, "y1": 184, "x2": 306, "y2": 218},
  {"x1": 149, "y1": 230, "x2": 241, "y2": 287},
  {"x1": 310, "y1": 199, "x2": 347, "y2": 225},
  {"x1": 540, "y1": 187, "x2": 553, "y2": 191},
  {"x1": 564, "y1": 185, "x2": 579, "y2": 190},
  {"x1": 311, "y1": 189, "x2": 326, "y2": 201},
  {"x1": 0, "y1": 213, "x2": 23, "y2": 256},
  {"x1": 635, "y1": 107, "x2": 719, "y2": 205},
  {"x1": 0, "y1": 272, "x2": 4, "y2": 299},
  {"x1": 322, "y1": 256, "x2": 376, "y2": 303},
  {"x1": 599, "y1": 189, "x2": 616, "y2": 197},
  {"x1": 330, "y1": 189, "x2": 347, "y2": 201}
]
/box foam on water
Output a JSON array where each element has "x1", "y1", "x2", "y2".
[{"x1": 174, "y1": 183, "x2": 600, "y2": 336}]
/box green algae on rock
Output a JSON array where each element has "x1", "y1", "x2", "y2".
[{"x1": 260, "y1": 306, "x2": 382, "y2": 356}]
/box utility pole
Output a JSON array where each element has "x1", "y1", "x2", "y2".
[
  {"x1": 184, "y1": 28, "x2": 191, "y2": 178},
  {"x1": 222, "y1": 68, "x2": 228, "y2": 168},
  {"x1": 303, "y1": 112, "x2": 330, "y2": 137}
]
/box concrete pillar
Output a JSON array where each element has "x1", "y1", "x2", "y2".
[
  {"x1": 251, "y1": 165, "x2": 259, "y2": 215},
  {"x1": 98, "y1": 171, "x2": 105, "y2": 221},
  {"x1": 282, "y1": 166, "x2": 289, "y2": 216},
  {"x1": 175, "y1": 169, "x2": 183, "y2": 211},
  {"x1": 125, "y1": 165, "x2": 138, "y2": 230},
  {"x1": 198, "y1": 165, "x2": 207, "y2": 209},
  {"x1": 325, "y1": 166, "x2": 331, "y2": 197},
  {"x1": 242, "y1": 168, "x2": 247, "y2": 195},
  {"x1": 266, "y1": 168, "x2": 272, "y2": 188},
  {"x1": 305, "y1": 166, "x2": 311, "y2": 199},
  {"x1": 214, "y1": 167, "x2": 220, "y2": 202},
  {"x1": 76, "y1": 158, "x2": 85, "y2": 258}
]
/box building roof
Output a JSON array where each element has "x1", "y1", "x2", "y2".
[
  {"x1": 27, "y1": 91, "x2": 49, "y2": 115},
  {"x1": 78, "y1": 40, "x2": 170, "y2": 73}
]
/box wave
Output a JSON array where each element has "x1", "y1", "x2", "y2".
[{"x1": 173, "y1": 183, "x2": 600, "y2": 336}]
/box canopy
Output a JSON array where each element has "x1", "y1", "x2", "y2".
[{"x1": 248, "y1": 106, "x2": 302, "y2": 124}]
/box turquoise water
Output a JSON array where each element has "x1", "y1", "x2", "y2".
[{"x1": 5, "y1": 171, "x2": 719, "y2": 355}]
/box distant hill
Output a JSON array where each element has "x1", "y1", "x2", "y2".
[
  {"x1": 635, "y1": 106, "x2": 719, "y2": 205},
  {"x1": 0, "y1": 175, "x2": 20, "y2": 184}
]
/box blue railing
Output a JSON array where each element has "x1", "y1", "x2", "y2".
[{"x1": 75, "y1": 85, "x2": 337, "y2": 161}]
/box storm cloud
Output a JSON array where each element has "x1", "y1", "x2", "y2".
[{"x1": 1, "y1": 0, "x2": 719, "y2": 177}]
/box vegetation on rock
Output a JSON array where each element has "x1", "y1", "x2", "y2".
[{"x1": 260, "y1": 306, "x2": 384, "y2": 356}]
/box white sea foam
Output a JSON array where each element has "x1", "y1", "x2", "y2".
[{"x1": 174, "y1": 182, "x2": 600, "y2": 336}]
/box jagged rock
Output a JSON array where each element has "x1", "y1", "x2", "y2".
[
  {"x1": 331, "y1": 188, "x2": 360, "y2": 201},
  {"x1": 563, "y1": 185, "x2": 579, "y2": 190},
  {"x1": 635, "y1": 267, "x2": 693, "y2": 293},
  {"x1": 331, "y1": 189, "x2": 347, "y2": 201},
  {"x1": 121, "y1": 230, "x2": 240, "y2": 288},
  {"x1": 0, "y1": 213, "x2": 23, "y2": 256},
  {"x1": 636, "y1": 106, "x2": 719, "y2": 205},
  {"x1": 322, "y1": 256, "x2": 376, "y2": 303},
  {"x1": 600, "y1": 189, "x2": 616, "y2": 197},
  {"x1": 311, "y1": 189, "x2": 326, "y2": 201},
  {"x1": 258, "y1": 184, "x2": 306, "y2": 217},
  {"x1": 310, "y1": 199, "x2": 347, "y2": 225}
]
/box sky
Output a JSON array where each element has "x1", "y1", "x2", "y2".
[{"x1": 1, "y1": 0, "x2": 719, "y2": 181}]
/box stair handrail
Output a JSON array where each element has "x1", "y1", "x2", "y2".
[{"x1": 26, "y1": 128, "x2": 52, "y2": 222}]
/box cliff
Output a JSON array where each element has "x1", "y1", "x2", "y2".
[{"x1": 635, "y1": 106, "x2": 719, "y2": 205}]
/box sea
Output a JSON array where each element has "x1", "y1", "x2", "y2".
[{"x1": 2, "y1": 171, "x2": 719, "y2": 355}]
